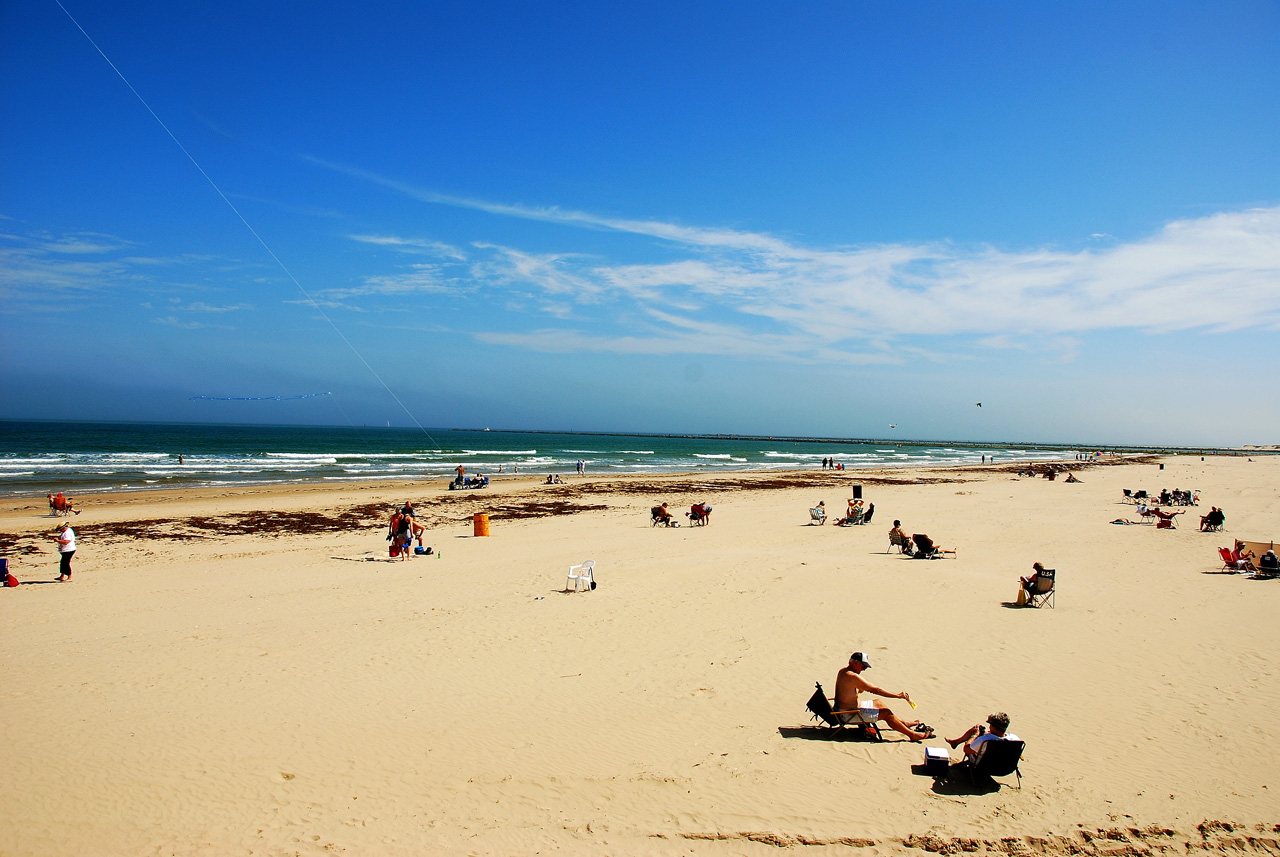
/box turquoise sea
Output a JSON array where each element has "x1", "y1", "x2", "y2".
[{"x1": 0, "y1": 420, "x2": 1093, "y2": 497}]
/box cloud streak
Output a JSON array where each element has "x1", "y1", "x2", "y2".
[{"x1": 315, "y1": 161, "x2": 1280, "y2": 358}]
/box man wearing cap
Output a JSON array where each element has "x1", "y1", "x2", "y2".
[
  {"x1": 54, "y1": 521, "x2": 76, "y2": 581},
  {"x1": 834, "y1": 652, "x2": 934, "y2": 741},
  {"x1": 946, "y1": 712, "x2": 1019, "y2": 758}
]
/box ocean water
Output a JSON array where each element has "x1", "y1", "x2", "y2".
[{"x1": 0, "y1": 420, "x2": 1082, "y2": 497}]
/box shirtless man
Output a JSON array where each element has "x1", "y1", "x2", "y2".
[{"x1": 834, "y1": 652, "x2": 934, "y2": 741}]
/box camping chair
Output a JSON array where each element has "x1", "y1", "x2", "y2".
[
  {"x1": 805, "y1": 682, "x2": 882, "y2": 741},
  {"x1": 1025, "y1": 568, "x2": 1056, "y2": 608},
  {"x1": 1200, "y1": 512, "x2": 1224, "y2": 532},
  {"x1": 1152, "y1": 509, "x2": 1183, "y2": 529},
  {"x1": 688, "y1": 504, "x2": 711, "y2": 526},
  {"x1": 651, "y1": 506, "x2": 673, "y2": 527},
  {"x1": 954, "y1": 739, "x2": 1025, "y2": 789},
  {"x1": 888, "y1": 531, "x2": 914, "y2": 554},
  {"x1": 853, "y1": 504, "x2": 875, "y2": 526},
  {"x1": 1122, "y1": 489, "x2": 1133, "y2": 502},
  {"x1": 566, "y1": 560, "x2": 596, "y2": 592},
  {"x1": 912, "y1": 534, "x2": 938, "y2": 558},
  {"x1": 810, "y1": 506, "x2": 827, "y2": 525}
]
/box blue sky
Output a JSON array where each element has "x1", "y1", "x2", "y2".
[{"x1": 2, "y1": 1, "x2": 1278, "y2": 446}]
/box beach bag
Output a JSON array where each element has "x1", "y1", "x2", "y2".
[
  {"x1": 1015, "y1": 587, "x2": 1027, "y2": 606},
  {"x1": 5, "y1": 572, "x2": 18, "y2": 587}
]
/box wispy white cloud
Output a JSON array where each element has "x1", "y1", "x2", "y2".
[
  {"x1": 304, "y1": 158, "x2": 1280, "y2": 359},
  {"x1": 348, "y1": 234, "x2": 466, "y2": 259},
  {"x1": 185, "y1": 301, "x2": 251, "y2": 313},
  {"x1": 152, "y1": 315, "x2": 232, "y2": 329}
]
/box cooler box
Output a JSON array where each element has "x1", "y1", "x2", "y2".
[{"x1": 923, "y1": 746, "x2": 951, "y2": 776}]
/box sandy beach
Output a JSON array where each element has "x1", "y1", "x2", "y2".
[{"x1": 2, "y1": 454, "x2": 1278, "y2": 857}]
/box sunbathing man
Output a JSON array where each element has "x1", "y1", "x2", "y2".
[
  {"x1": 834, "y1": 652, "x2": 934, "y2": 741},
  {"x1": 946, "y1": 712, "x2": 1018, "y2": 758},
  {"x1": 1231, "y1": 541, "x2": 1256, "y2": 571}
]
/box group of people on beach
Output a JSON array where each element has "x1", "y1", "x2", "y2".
[
  {"x1": 387, "y1": 501, "x2": 429, "y2": 559},
  {"x1": 650, "y1": 502, "x2": 712, "y2": 526}
]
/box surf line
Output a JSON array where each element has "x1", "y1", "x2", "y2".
[
  {"x1": 53, "y1": 0, "x2": 438, "y2": 448},
  {"x1": 190, "y1": 393, "x2": 333, "y2": 402}
]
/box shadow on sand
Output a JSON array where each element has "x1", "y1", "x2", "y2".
[
  {"x1": 909, "y1": 764, "x2": 1004, "y2": 795},
  {"x1": 777, "y1": 726, "x2": 890, "y2": 743}
]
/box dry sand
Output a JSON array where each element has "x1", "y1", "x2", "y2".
[{"x1": 2, "y1": 455, "x2": 1278, "y2": 857}]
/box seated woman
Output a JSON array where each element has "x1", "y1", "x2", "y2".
[
  {"x1": 1019, "y1": 562, "x2": 1048, "y2": 599},
  {"x1": 1064, "y1": 473, "x2": 1080, "y2": 483}
]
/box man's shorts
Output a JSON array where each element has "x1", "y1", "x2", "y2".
[{"x1": 836, "y1": 705, "x2": 880, "y2": 725}]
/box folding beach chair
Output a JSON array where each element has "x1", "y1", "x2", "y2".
[
  {"x1": 805, "y1": 682, "x2": 881, "y2": 741},
  {"x1": 810, "y1": 506, "x2": 827, "y2": 525},
  {"x1": 1025, "y1": 568, "x2": 1055, "y2": 608},
  {"x1": 954, "y1": 739, "x2": 1025, "y2": 789},
  {"x1": 887, "y1": 531, "x2": 914, "y2": 554},
  {"x1": 1218, "y1": 547, "x2": 1254, "y2": 573},
  {"x1": 911, "y1": 534, "x2": 955, "y2": 559}
]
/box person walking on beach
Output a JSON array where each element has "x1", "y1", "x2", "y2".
[
  {"x1": 834, "y1": 652, "x2": 933, "y2": 741},
  {"x1": 54, "y1": 521, "x2": 76, "y2": 581}
]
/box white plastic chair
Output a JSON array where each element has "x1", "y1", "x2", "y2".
[{"x1": 566, "y1": 560, "x2": 596, "y2": 592}]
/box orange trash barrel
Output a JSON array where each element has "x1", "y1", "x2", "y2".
[{"x1": 473, "y1": 512, "x2": 490, "y2": 537}]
